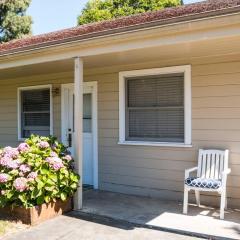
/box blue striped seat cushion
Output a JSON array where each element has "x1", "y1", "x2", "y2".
[{"x1": 185, "y1": 177, "x2": 221, "y2": 189}]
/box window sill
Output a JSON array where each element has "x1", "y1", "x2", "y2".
[{"x1": 118, "y1": 141, "x2": 192, "y2": 148}]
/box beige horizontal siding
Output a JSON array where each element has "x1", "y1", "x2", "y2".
[
  {"x1": 192, "y1": 73, "x2": 240, "y2": 87},
  {"x1": 90, "y1": 59, "x2": 240, "y2": 207},
  {"x1": 192, "y1": 108, "x2": 240, "y2": 119},
  {"x1": 1, "y1": 57, "x2": 240, "y2": 207},
  {"x1": 98, "y1": 111, "x2": 118, "y2": 120}
]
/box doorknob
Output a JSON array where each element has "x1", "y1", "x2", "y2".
[{"x1": 68, "y1": 128, "x2": 72, "y2": 147}]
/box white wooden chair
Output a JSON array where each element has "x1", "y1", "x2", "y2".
[{"x1": 183, "y1": 149, "x2": 231, "y2": 219}]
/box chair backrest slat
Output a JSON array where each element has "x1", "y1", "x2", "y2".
[
  {"x1": 210, "y1": 153, "x2": 216, "y2": 179},
  {"x1": 197, "y1": 149, "x2": 229, "y2": 180},
  {"x1": 206, "y1": 154, "x2": 211, "y2": 178},
  {"x1": 215, "y1": 153, "x2": 220, "y2": 179},
  {"x1": 219, "y1": 154, "x2": 225, "y2": 179}
]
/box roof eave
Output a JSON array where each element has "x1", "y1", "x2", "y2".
[{"x1": 1, "y1": 5, "x2": 240, "y2": 57}]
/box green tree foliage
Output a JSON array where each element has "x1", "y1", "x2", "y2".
[
  {"x1": 78, "y1": 0, "x2": 183, "y2": 25},
  {"x1": 0, "y1": 0, "x2": 32, "y2": 43}
]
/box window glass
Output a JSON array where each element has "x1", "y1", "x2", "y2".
[
  {"x1": 21, "y1": 88, "x2": 50, "y2": 138},
  {"x1": 83, "y1": 93, "x2": 92, "y2": 133},
  {"x1": 125, "y1": 73, "x2": 184, "y2": 142}
]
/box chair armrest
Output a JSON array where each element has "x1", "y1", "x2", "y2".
[
  {"x1": 222, "y1": 168, "x2": 231, "y2": 175},
  {"x1": 185, "y1": 167, "x2": 198, "y2": 179}
]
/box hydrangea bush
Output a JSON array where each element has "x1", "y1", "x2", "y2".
[{"x1": 0, "y1": 135, "x2": 80, "y2": 208}]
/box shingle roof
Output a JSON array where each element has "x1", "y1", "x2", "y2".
[{"x1": 0, "y1": 0, "x2": 240, "y2": 55}]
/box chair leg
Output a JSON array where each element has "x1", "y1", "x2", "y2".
[
  {"x1": 183, "y1": 187, "x2": 189, "y2": 214},
  {"x1": 220, "y1": 191, "x2": 226, "y2": 220},
  {"x1": 195, "y1": 190, "x2": 200, "y2": 206}
]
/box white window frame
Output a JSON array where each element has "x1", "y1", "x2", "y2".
[
  {"x1": 119, "y1": 65, "x2": 192, "y2": 147},
  {"x1": 17, "y1": 84, "x2": 53, "y2": 141}
]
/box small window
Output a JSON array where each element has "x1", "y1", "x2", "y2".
[
  {"x1": 119, "y1": 66, "x2": 191, "y2": 146},
  {"x1": 83, "y1": 93, "x2": 92, "y2": 133},
  {"x1": 18, "y1": 86, "x2": 52, "y2": 139}
]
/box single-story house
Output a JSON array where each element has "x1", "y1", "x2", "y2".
[{"x1": 0, "y1": 0, "x2": 240, "y2": 210}]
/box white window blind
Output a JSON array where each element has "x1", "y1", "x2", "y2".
[
  {"x1": 20, "y1": 88, "x2": 50, "y2": 138},
  {"x1": 125, "y1": 73, "x2": 184, "y2": 143}
]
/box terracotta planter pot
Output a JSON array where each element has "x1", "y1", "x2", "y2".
[{"x1": 0, "y1": 198, "x2": 72, "y2": 225}]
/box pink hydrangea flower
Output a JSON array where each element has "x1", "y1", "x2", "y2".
[
  {"x1": 27, "y1": 172, "x2": 38, "y2": 181},
  {"x1": 63, "y1": 155, "x2": 72, "y2": 162},
  {"x1": 52, "y1": 162, "x2": 64, "y2": 171},
  {"x1": 46, "y1": 156, "x2": 60, "y2": 164},
  {"x1": 46, "y1": 157, "x2": 52, "y2": 164},
  {"x1": 38, "y1": 141, "x2": 50, "y2": 149},
  {"x1": 3, "y1": 147, "x2": 19, "y2": 159},
  {"x1": 18, "y1": 143, "x2": 30, "y2": 153},
  {"x1": 15, "y1": 159, "x2": 22, "y2": 165},
  {"x1": 7, "y1": 160, "x2": 20, "y2": 169},
  {"x1": 13, "y1": 177, "x2": 28, "y2": 192},
  {"x1": 0, "y1": 155, "x2": 12, "y2": 167},
  {"x1": 19, "y1": 164, "x2": 31, "y2": 173},
  {"x1": 3, "y1": 147, "x2": 12, "y2": 152},
  {"x1": 0, "y1": 173, "x2": 9, "y2": 183},
  {"x1": 50, "y1": 151, "x2": 58, "y2": 157},
  {"x1": 46, "y1": 157, "x2": 64, "y2": 170},
  {"x1": 0, "y1": 156, "x2": 19, "y2": 169}
]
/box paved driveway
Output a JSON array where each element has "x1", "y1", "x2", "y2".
[{"x1": 4, "y1": 215, "x2": 201, "y2": 240}]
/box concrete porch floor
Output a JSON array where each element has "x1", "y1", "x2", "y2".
[{"x1": 77, "y1": 190, "x2": 240, "y2": 240}]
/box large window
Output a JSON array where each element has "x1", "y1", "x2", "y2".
[
  {"x1": 119, "y1": 66, "x2": 191, "y2": 147},
  {"x1": 18, "y1": 85, "x2": 52, "y2": 140}
]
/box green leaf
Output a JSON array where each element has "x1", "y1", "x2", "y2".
[
  {"x1": 8, "y1": 169, "x2": 19, "y2": 175},
  {"x1": 49, "y1": 174, "x2": 58, "y2": 182},
  {"x1": 60, "y1": 179, "x2": 68, "y2": 186},
  {"x1": 60, "y1": 168, "x2": 69, "y2": 175},
  {"x1": 0, "y1": 196, "x2": 7, "y2": 207},
  {"x1": 37, "y1": 195, "x2": 45, "y2": 205},
  {"x1": 40, "y1": 167, "x2": 49, "y2": 175},
  {"x1": 60, "y1": 192, "x2": 67, "y2": 201},
  {"x1": 36, "y1": 179, "x2": 45, "y2": 189},
  {"x1": 45, "y1": 186, "x2": 55, "y2": 192},
  {"x1": 70, "y1": 173, "x2": 79, "y2": 182},
  {"x1": 44, "y1": 196, "x2": 51, "y2": 203},
  {"x1": 31, "y1": 188, "x2": 42, "y2": 198},
  {"x1": 6, "y1": 191, "x2": 14, "y2": 199},
  {"x1": 46, "y1": 179, "x2": 55, "y2": 185},
  {"x1": 70, "y1": 183, "x2": 78, "y2": 189},
  {"x1": 52, "y1": 189, "x2": 59, "y2": 195},
  {"x1": 18, "y1": 194, "x2": 27, "y2": 203}
]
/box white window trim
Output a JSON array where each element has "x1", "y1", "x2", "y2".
[
  {"x1": 17, "y1": 84, "x2": 53, "y2": 141},
  {"x1": 119, "y1": 65, "x2": 192, "y2": 147}
]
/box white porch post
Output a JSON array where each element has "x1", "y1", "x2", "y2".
[{"x1": 74, "y1": 57, "x2": 83, "y2": 210}]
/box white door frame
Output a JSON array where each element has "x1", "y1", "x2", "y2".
[{"x1": 61, "y1": 81, "x2": 98, "y2": 189}]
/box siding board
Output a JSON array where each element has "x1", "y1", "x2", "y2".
[
  {"x1": 192, "y1": 73, "x2": 240, "y2": 87},
  {"x1": 193, "y1": 108, "x2": 240, "y2": 119}
]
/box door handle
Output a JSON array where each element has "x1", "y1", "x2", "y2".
[{"x1": 68, "y1": 129, "x2": 72, "y2": 147}]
